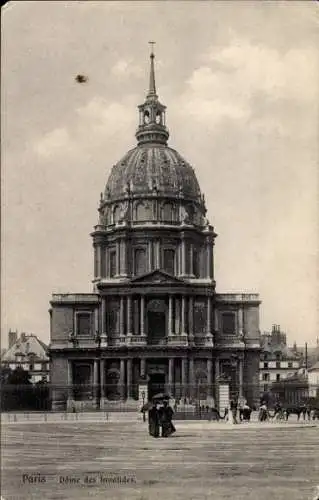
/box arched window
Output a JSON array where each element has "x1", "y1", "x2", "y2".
[
  {"x1": 162, "y1": 203, "x2": 174, "y2": 222},
  {"x1": 163, "y1": 249, "x2": 175, "y2": 275},
  {"x1": 134, "y1": 248, "x2": 146, "y2": 276},
  {"x1": 135, "y1": 202, "x2": 151, "y2": 221},
  {"x1": 113, "y1": 205, "x2": 121, "y2": 224}
]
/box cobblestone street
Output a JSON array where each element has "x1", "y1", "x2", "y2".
[{"x1": 1, "y1": 420, "x2": 318, "y2": 499}]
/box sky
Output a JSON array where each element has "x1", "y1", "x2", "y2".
[{"x1": 1, "y1": 1, "x2": 318, "y2": 348}]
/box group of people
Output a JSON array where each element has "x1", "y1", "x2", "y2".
[{"x1": 147, "y1": 399, "x2": 176, "y2": 438}]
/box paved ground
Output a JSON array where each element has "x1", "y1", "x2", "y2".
[{"x1": 1, "y1": 420, "x2": 319, "y2": 500}]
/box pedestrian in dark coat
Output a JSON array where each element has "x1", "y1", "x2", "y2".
[
  {"x1": 148, "y1": 403, "x2": 160, "y2": 438},
  {"x1": 160, "y1": 400, "x2": 176, "y2": 437}
]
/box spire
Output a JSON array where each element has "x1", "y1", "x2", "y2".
[
  {"x1": 147, "y1": 42, "x2": 157, "y2": 98},
  {"x1": 135, "y1": 44, "x2": 169, "y2": 146}
]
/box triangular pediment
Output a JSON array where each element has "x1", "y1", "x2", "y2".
[{"x1": 131, "y1": 269, "x2": 185, "y2": 284}]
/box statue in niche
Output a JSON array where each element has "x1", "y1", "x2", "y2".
[{"x1": 181, "y1": 205, "x2": 190, "y2": 224}]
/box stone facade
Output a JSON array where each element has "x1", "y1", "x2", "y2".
[{"x1": 49, "y1": 50, "x2": 261, "y2": 410}]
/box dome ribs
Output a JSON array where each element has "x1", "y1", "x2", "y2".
[{"x1": 104, "y1": 146, "x2": 202, "y2": 203}]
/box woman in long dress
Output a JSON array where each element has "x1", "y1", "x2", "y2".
[{"x1": 148, "y1": 402, "x2": 160, "y2": 438}]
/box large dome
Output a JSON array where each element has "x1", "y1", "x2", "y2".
[
  {"x1": 105, "y1": 144, "x2": 201, "y2": 202},
  {"x1": 103, "y1": 50, "x2": 203, "y2": 206}
]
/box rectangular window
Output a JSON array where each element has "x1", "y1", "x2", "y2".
[
  {"x1": 163, "y1": 249, "x2": 175, "y2": 275},
  {"x1": 221, "y1": 312, "x2": 236, "y2": 334},
  {"x1": 264, "y1": 362, "x2": 268, "y2": 369},
  {"x1": 288, "y1": 361, "x2": 293, "y2": 368},
  {"x1": 276, "y1": 374, "x2": 280, "y2": 382},
  {"x1": 76, "y1": 312, "x2": 91, "y2": 336},
  {"x1": 276, "y1": 361, "x2": 281, "y2": 369},
  {"x1": 263, "y1": 384, "x2": 268, "y2": 393},
  {"x1": 262, "y1": 373, "x2": 269, "y2": 381},
  {"x1": 109, "y1": 251, "x2": 116, "y2": 277}
]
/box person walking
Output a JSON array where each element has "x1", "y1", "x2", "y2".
[
  {"x1": 148, "y1": 401, "x2": 160, "y2": 438},
  {"x1": 159, "y1": 400, "x2": 176, "y2": 437}
]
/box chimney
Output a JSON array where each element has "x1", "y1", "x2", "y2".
[
  {"x1": 20, "y1": 332, "x2": 26, "y2": 342},
  {"x1": 8, "y1": 329, "x2": 18, "y2": 349}
]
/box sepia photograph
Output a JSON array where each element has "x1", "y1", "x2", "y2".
[{"x1": 1, "y1": 1, "x2": 319, "y2": 499}]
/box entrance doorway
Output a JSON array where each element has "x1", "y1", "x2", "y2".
[{"x1": 148, "y1": 373, "x2": 165, "y2": 400}]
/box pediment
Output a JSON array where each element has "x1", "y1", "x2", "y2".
[{"x1": 130, "y1": 270, "x2": 185, "y2": 285}]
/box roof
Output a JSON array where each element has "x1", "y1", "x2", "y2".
[
  {"x1": 1, "y1": 334, "x2": 49, "y2": 363},
  {"x1": 105, "y1": 144, "x2": 202, "y2": 203}
]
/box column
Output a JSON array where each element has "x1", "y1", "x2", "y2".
[
  {"x1": 119, "y1": 359, "x2": 125, "y2": 400},
  {"x1": 239, "y1": 358, "x2": 244, "y2": 398},
  {"x1": 127, "y1": 296, "x2": 132, "y2": 336},
  {"x1": 101, "y1": 297, "x2": 107, "y2": 341},
  {"x1": 189, "y1": 358, "x2": 195, "y2": 400},
  {"x1": 97, "y1": 246, "x2": 101, "y2": 278},
  {"x1": 140, "y1": 358, "x2": 146, "y2": 378},
  {"x1": 155, "y1": 240, "x2": 160, "y2": 268},
  {"x1": 120, "y1": 239, "x2": 127, "y2": 276},
  {"x1": 190, "y1": 243, "x2": 194, "y2": 275},
  {"x1": 148, "y1": 241, "x2": 152, "y2": 272},
  {"x1": 181, "y1": 358, "x2": 188, "y2": 401},
  {"x1": 120, "y1": 297, "x2": 125, "y2": 337},
  {"x1": 181, "y1": 295, "x2": 186, "y2": 335},
  {"x1": 140, "y1": 296, "x2": 145, "y2": 336},
  {"x1": 94, "y1": 307, "x2": 99, "y2": 336},
  {"x1": 238, "y1": 307, "x2": 244, "y2": 337},
  {"x1": 188, "y1": 296, "x2": 194, "y2": 340},
  {"x1": 168, "y1": 295, "x2": 173, "y2": 336},
  {"x1": 100, "y1": 359, "x2": 105, "y2": 401},
  {"x1": 207, "y1": 296, "x2": 211, "y2": 334},
  {"x1": 215, "y1": 358, "x2": 220, "y2": 404},
  {"x1": 175, "y1": 298, "x2": 180, "y2": 334},
  {"x1": 93, "y1": 359, "x2": 99, "y2": 404},
  {"x1": 181, "y1": 239, "x2": 186, "y2": 275},
  {"x1": 116, "y1": 240, "x2": 120, "y2": 276},
  {"x1": 207, "y1": 359, "x2": 213, "y2": 397},
  {"x1": 67, "y1": 360, "x2": 73, "y2": 400},
  {"x1": 206, "y1": 239, "x2": 212, "y2": 279},
  {"x1": 214, "y1": 308, "x2": 219, "y2": 334},
  {"x1": 168, "y1": 358, "x2": 174, "y2": 394},
  {"x1": 127, "y1": 359, "x2": 132, "y2": 399}
]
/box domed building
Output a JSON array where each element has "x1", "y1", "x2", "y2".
[{"x1": 49, "y1": 50, "x2": 261, "y2": 410}]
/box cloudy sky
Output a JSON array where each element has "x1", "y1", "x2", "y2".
[{"x1": 2, "y1": 1, "x2": 318, "y2": 347}]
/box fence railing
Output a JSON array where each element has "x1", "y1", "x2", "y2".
[{"x1": 1, "y1": 383, "x2": 318, "y2": 413}]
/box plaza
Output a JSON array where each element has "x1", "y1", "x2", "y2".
[{"x1": 2, "y1": 417, "x2": 318, "y2": 500}]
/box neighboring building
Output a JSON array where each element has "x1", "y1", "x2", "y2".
[
  {"x1": 308, "y1": 361, "x2": 319, "y2": 398},
  {"x1": 259, "y1": 325, "x2": 302, "y2": 395},
  {"x1": 270, "y1": 368, "x2": 309, "y2": 406},
  {"x1": 49, "y1": 50, "x2": 261, "y2": 411},
  {"x1": 1, "y1": 331, "x2": 49, "y2": 383}
]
